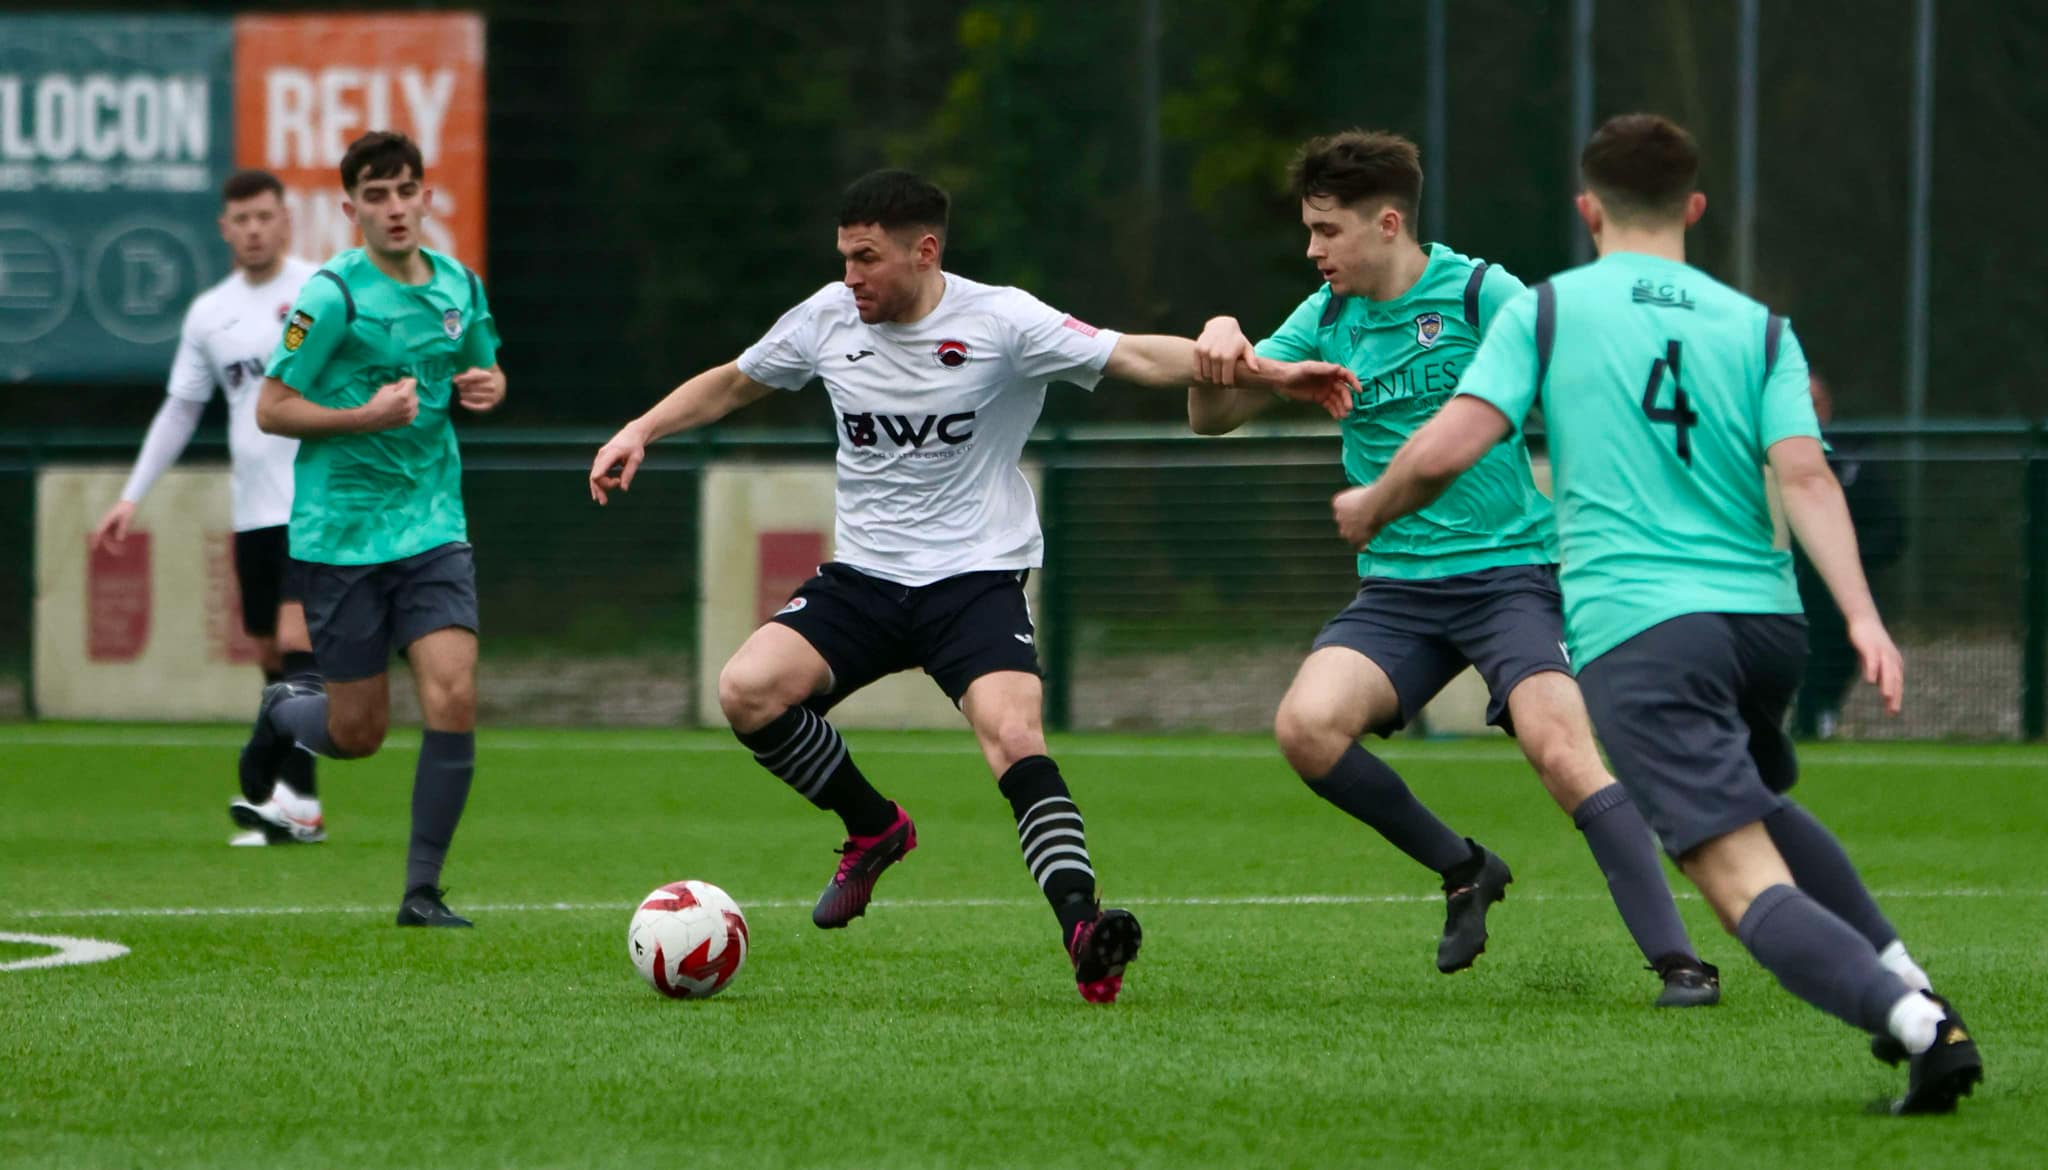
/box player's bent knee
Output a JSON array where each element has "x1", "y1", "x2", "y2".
[
  {"x1": 328, "y1": 716, "x2": 386, "y2": 759},
  {"x1": 716, "y1": 658, "x2": 803, "y2": 731},
  {"x1": 1274, "y1": 700, "x2": 1347, "y2": 779}
]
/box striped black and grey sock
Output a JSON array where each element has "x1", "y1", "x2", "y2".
[
  {"x1": 735, "y1": 706, "x2": 896, "y2": 837},
  {"x1": 999, "y1": 755, "x2": 1098, "y2": 941}
]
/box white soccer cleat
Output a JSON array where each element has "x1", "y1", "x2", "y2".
[
  {"x1": 228, "y1": 830, "x2": 270, "y2": 847},
  {"x1": 227, "y1": 792, "x2": 326, "y2": 844}
]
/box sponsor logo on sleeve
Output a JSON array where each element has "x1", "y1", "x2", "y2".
[
  {"x1": 282, "y1": 310, "x2": 313, "y2": 351},
  {"x1": 1060, "y1": 315, "x2": 1099, "y2": 338}
]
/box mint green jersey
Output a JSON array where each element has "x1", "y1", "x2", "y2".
[
  {"x1": 1455, "y1": 251, "x2": 1819, "y2": 667},
  {"x1": 266, "y1": 247, "x2": 499, "y2": 566},
  {"x1": 1255, "y1": 244, "x2": 1556, "y2": 579}
]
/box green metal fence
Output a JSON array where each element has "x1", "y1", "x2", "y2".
[{"x1": 5, "y1": 422, "x2": 2044, "y2": 739}]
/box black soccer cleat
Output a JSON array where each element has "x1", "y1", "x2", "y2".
[
  {"x1": 237, "y1": 681, "x2": 311, "y2": 807},
  {"x1": 1436, "y1": 842, "x2": 1512, "y2": 973},
  {"x1": 396, "y1": 886, "x2": 473, "y2": 928},
  {"x1": 1068, "y1": 906, "x2": 1143, "y2": 1004},
  {"x1": 812, "y1": 804, "x2": 917, "y2": 929},
  {"x1": 1650, "y1": 953, "x2": 1722, "y2": 1008},
  {"x1": 1891, "y1": 995, "x2": 1983, "y2": 1115}
]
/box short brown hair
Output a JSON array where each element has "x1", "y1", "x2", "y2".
[
  {"x1": 1580, "y1": 114, "x2": 1698, "y2": 223},
  {"x1": 220, "y1": 169, "x2": 283, "y2": 206},
  {"x1": 338, "y1": 130, "x2": 424, "y2": 191},
  {"x1": 1289, "y1": 130, "x2": 1424, "y2": 229}
]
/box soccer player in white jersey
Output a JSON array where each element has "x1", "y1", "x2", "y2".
[
  {"x1": 590, "y1": 169, "x2": 1357, "y2": 1003},
  {"x1": 90, "y1": 170, "x2": 328, "y2": 847}
]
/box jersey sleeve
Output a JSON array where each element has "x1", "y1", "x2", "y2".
[
  {"x1": 265, "y1": 273, "x2": 350, "y2": 394},
  {"x1": 458, "y1": 272, "x2": 501, "y2": 370},
  {"x1": 1758, "y1": 320, "x2": 1821, "y2": 448},
  {"x1": 998, "y1": 289, "x2": 1121, "y2": 390},
  {"x1": 164, "y1": 303, "x2": 217, "y2": 403},
  {"x1": 1452, "y1": 288, "x2": 1543, "y2": 433},
  {"x1": 1251, "y1": 289, "x2": 1328, "y2": 363},
  {"x1": 736, "y1": 286, "x2": 830, "y2": 392},
  {"x1": 1474, "y1": 265, "x2": 1529, "y2": 334}
]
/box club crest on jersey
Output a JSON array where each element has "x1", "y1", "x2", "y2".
[
  {"x1": 1415, "y1": 312, "x2": 1443, "y2": 349},
  {"x1": 442, "y1": 308, "x2": 463, "y2": 340},
  {"x1": 282, "y1": 310, "x2": 313, "y2": 351},
  {"x1": 275, "y1": 303, "x2": 290, "y2": 322},
  {"x1": 933, "y1": 339, "x2": 969, "y2": 369}
]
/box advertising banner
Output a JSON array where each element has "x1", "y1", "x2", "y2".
[
  {"x1": 0, "y1": 15, "x2": 235, "y2": 383},
  {"x1": 234, "y1": 13, "x2": 486, "y2": 273}
]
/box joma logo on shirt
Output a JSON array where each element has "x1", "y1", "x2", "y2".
[{"x1": 841, "y1": 411, "x2": 977, "y2": 449}]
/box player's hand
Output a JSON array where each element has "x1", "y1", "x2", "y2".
[
  {"x1": 1194, "y1": 316, "x2": 1258, "y2": 386},
  {"x1": 358, "y1": 377, "x2": 419, "y2": 432},
  {"x1": 589, "y1": 426, "x2": 648, "y2": 505},
  {"x1": 1271, "y1": 360, "x2": 1359, "y2": 421},
  {"x1": 454, "y1": 366, "x2": 505, "y2": 413},
  {"x1": 1332, "y1": 485, "x2": 1381, "y2": 550},
  {"x1": 1847, "y1": 615, "x2": 1905, "y2": 716},
  {"x1": 91, "y1": 500, "x2": 137, "y2": 552}
]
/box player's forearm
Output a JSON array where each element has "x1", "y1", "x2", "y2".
[
  {"x1": 631, "y1": 363, "x2": 767, "y2": 444},
  {"x1": 1186, "y1": 385, "x2": 1271, "y2": 435},
  {"x1": 121, "y1": 396, "x2": 206, "y2": 502},
  {"x1": 255, "y1": 381, "x2": 375, "y2": 438},
  {"x1": 1104, "y1": 335, "x2": 1201, "y2": 388},
  {"x1": 1779, "y1": 470, "x2": 1884, "y2": 625}
]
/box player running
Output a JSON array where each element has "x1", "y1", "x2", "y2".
[
  {"x1": 1335, "y1": 113, "x2": 1975, "y2": 1113},
  {"x1": 91, "y1": 169, "x2": 327, "y2": 847},
  {"x1": 241, "y1": 131, "x2": 506, "y2": 928},
  {"x1": 1190, "y1": 131, "x2": 1717, "y2": 1004},
  {"x1": 589, "y1": 169, "x2": 1357, "y2": 1003}
]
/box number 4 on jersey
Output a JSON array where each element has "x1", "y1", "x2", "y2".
[{"x1": 1641, "y1": 339, "x2": 1699, "y2": 464}]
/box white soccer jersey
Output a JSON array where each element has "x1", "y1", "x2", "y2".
[
  {"x1": 738, "y1": 275, "x2": 1121, "y2": 586},
  {"x1": 166, "y1": 257, "x2": 319, "y2": 531}
]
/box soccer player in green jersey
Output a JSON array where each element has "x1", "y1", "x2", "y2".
[
  {"x1": 1190, "y1": 131, "x2": 1716, "y2": 1004},
  {"x1": 241, "y1": 130, "x2": 506, "y2": 928},
  {"x1": 1336, "y1": 114, "x2": 1978, "y2": 1113}
]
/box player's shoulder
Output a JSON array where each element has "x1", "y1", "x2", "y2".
[
  {"x1": 944, "y1": 272, "x2": 1042, "y2": 316},
  {"x1": 422, "y1": 246, "x2": 480, "y2": 287},
  {"x1": 184, "y1": 270, "x2": 243, "y2": 320}
]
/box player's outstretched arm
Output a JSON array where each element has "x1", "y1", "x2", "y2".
[
  {"x1": 1331, "y1": 395, "x2": 1510, "y2": 549},
  {"x1": 93, "y1": 395, "x2": 208, "y2": 550},
  {"x1": 1105, "y1": 334, "x2": 1354, "y2": 421},
  {"x1": 589, "y1": 361, "x2": 777, "y2": 504},
  {"x1": 255, "y1": 376, "x2": 418, "y2": 438},
  {"x1": 1770, "y1": 435, "x2": 1904, "y2": 714}
]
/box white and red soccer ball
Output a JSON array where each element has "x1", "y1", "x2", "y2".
[{"x1": 628, "y1": 880, "x2": 749, "y2": 999}]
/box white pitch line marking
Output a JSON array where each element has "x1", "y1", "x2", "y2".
[
  {"x1": 1, "y1": 729, "x2": 2039, "y2": 769},
  {"x1": 0, "y1": 931, "x2": 130, "y2": 971},
  {"x1": 4, "y1": 888, "x2": 2032, "y2": 922}
]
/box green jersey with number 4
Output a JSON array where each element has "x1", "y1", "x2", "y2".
[{"x1": 1454, "y1": 251, "x2": 1820, "y2": 667}]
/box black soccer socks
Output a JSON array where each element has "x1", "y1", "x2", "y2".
[
  {"x1": 736, "y1": 706, "x2": 897, "y2": 837},
  {"x1": 405, "y1": 729, "x2": 475, "y2": 895},
  {"x1": 1307, "y1": 744, "x2": 1472, "y2": 875},
  {"x1": 998, "y1": 755, "x2": 1098, "y2": 941}
]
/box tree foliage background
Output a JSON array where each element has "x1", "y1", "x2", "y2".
[{"x1": 18, "y1": 0, "x2": 2045, "y2": 431}]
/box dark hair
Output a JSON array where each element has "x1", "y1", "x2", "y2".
[
  {"x1": 220, "y1": 169, "x2": 283, "y2": 206},
  {"x1": 838, "y1": 169, "x2": 949, "y2": 240},
  {"x1": 339, "y1": 130, "x2": 425, "y2": 191},
  {"x1": 1580, "y1": 114, "x2": 1699, "y2": 222},
  {"x1": 1289, "y1": 130, "x2": 1424, "y2": 228}
]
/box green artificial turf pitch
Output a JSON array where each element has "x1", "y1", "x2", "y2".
[{"x1": 2, "y1": 726, "x2": 2043, "y2": 1169}]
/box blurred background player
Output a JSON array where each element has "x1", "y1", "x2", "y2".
[
  {"x1": 1334, "y1": 113, "x2": 1976, "y2": 1114},
  {"x1": 1792, "y1": 372, "x2": 1905, "y2": 739},
  {"x1": 90, "y1": 169, "x2": 326, "y2": 847},
  {"x1": 242, "y1": 131, "x2": 506, "y2": 927},
  {"x1": 590, "y1": 169, "x2": 1355, "y2": 1003},
  {"x1": 1188, "y1": 131, "x2": 1718, "y2": 1004}
]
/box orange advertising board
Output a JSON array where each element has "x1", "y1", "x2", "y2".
[{"x1": 233, "y1": 13, "x2": 485, "y2": 274}]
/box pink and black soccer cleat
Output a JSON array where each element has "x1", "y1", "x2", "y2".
[
  {"x1": 812, "y1": 804, "x2": 917, "y2": 929},
  {"x1": 1067, "y1": 906, "x2": 1143, "y2": 1003}
]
